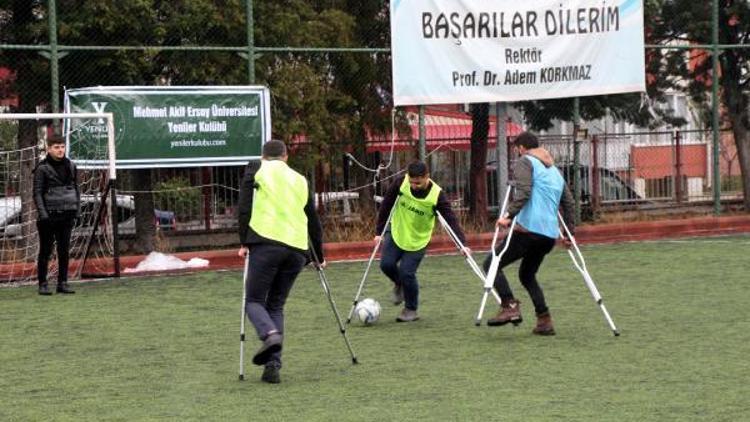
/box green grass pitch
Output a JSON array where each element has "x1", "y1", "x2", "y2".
[{"x1": 1, "y1": 236, "x2": 748, "y2": 421}]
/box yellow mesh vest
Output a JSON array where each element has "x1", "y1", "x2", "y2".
[
  {"x1": 249, "y1": 160, "x2": 309, "y2": 250},
  {"x1": 391, "y1": 176, "x2": 441, "y2": 251}
]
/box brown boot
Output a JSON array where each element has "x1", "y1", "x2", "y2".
[
  {"x1": 532, "y1": 312, "x2": 555, "y2": 336},
  {"x1": 487, "y1": 299, "x2": 522, "y2": 326},
  {"x1": 396, "y1": 308, "x2": 420, "y2": 323}
]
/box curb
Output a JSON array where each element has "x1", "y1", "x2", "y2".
[{"x1": 114, "y1": 214, "x2": 750, "y2": 276}]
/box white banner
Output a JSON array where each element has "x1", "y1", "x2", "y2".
[{"x1": 391, "y1": 0, "x2": 645, "y2": 106}]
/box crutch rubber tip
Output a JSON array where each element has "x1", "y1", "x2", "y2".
[
  {"x1": 239, "y1": 374, "x2": 244, "y2": 381},
  {"x1": 613, "y1": 330, "x2": 621, "y2": 337},
  {"x1": 352, "y1": 357, "x2": 359, "y2": 364},
  {"x1": 474, "y1": 321, "x2": 481, "y2": 326}
]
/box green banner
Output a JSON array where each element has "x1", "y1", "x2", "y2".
[{"x1": 64, "y1": 86, "x2": 270, "y2": 168}]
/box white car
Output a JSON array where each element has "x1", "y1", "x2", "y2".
[
  {"x1": 314, "y1": 191, "x2": 362, "y2": 224},
  {"x1": 0, "y1": 195, "x2": 175, "y2": 239}
]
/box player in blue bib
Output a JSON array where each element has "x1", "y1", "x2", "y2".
[{"x1": 484, "y1": 132, "x2": 575, "y2": 335}]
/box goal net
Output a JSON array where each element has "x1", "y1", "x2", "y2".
[{"x1": 0, "y1": 113, "x2": 117, "y2": 285}]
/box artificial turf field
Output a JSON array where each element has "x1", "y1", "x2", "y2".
[{"x1": 1, "y1": 235, "x2": 748, "y2": 421}]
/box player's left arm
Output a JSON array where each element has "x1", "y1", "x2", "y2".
[
  {"x1": 436, "y1": 191, "x2": 466, "y2": 245},
  {"x1": 559, "y1": 180, "x2": 576, "y2": 239},
  {"x1": 237, "y1": 161, "x2": 259, "y2": 245},
  {"x1": 305, "y1": 187, "x2": 325, "y2": 265}
]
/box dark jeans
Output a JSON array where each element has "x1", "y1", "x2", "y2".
[
  {"x1": 482, "y1": 231, "x2": 556, "y2": 316},
  {"x1": 37, "y1": 218, "x2": 75, "y2": 286},
  {"x1": 244, "y1": 243, "x2": 306, "y2": 366},
  {"x1": 379, "y1": 232, "x2": 426, "y2": 311}
]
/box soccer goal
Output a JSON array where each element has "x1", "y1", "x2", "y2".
[{"x1": 0, "y1": 112, "x2": 118, "y2": 285}]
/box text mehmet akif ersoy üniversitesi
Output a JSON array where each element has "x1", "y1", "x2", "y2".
[{"x1": 129, "y1": 104, "x2": 259, "y2": 148}]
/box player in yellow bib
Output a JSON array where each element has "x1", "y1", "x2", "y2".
[
  {"x1": 237, "y1": 140, "x2": 325, "y2": 384},
  {"x1": 375, "y1": 161, "x2": 469, "y2": 322}
]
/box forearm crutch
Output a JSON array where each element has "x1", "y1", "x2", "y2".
[
  {"x1": 238, "y1": 253, "x2": 249, "y2": 381},
  {"x1": 310, "y1": 243, "x2": 359, "y2": 364},
  {"x1": 435, "y1": 210, "x2": 502, "y2": 307},
  {"x1": 346, "y1": 200, "x2": 398, "y2": 324},
  {"x1": 475, "y1": 187, "x2": 516, "y2": 326},
  {"x1": 558, "y1": 213, "x2": 620, "y2": 336}
]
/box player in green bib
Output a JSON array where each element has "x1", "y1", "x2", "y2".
[
  {"x1": 237, "y1": 140, "x2": 324, "y2": 384},
  {"x1": 375, "y1": 161, "x2": 469, "y2": 322}
]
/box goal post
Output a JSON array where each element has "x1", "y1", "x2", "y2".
[{"x1": 0, "y1": 112, "x2": 119, "y2": 284}]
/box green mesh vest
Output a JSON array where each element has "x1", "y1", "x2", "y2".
[
  {"x1": 391, "y1": 176, "x2": 441, "y2": 251},
  {"x1": 249, "y1": 160, "x2": 309, "y2": 250}
]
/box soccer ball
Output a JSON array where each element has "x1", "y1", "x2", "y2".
[{"x1": 354, "y1": 298, "x2": 381, "y2": 325}]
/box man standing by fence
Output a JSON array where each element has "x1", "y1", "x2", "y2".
[
  {"x1": 33, "y1": 136, "x2": 79, "y2": 296},
  {"x1": 237, "y1": 139, "x2": 324, "y2": 384}
]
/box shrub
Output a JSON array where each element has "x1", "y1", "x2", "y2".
[{"x1": 153, "y1": 177, "x2": 201, "y2": 221}]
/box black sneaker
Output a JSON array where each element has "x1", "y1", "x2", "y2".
[
  {"x1": 261, "y1": 363, "x2": 281, "y2": 384},
  {"x1": 252, "y1": 332, "x2": 283, "y2": 366},
  {"x1": 38, "y1": 285, "x2": 52, "y2": 296},
  {"x1": 56, "y1": 283, "x2": 75, "y2": 294}
]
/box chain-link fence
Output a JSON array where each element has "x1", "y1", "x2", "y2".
[{"x1": 1, "y1": 1, "x2": 748, "y2": 250}]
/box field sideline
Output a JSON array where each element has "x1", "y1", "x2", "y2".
[{"x1": 1, "y1": 235, "x2": 748, "y2": 421}]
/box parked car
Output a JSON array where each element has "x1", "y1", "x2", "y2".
[
  {"x1": 485, "y1": 161, "x2": 643, "y2": 220},
  {"x1": 556, "y1": 164, "x2": 645, "y2": 220},
  {"x1": 558, "y1": 164, "x2": 642, "y2": 203},
  {"x1": 81, "y1": 195, "x2": 176, "y2": 235},
  {"x1": 314, "y1": 191, "x2": 362, "y2": 224},
  {"x1": 0, "y1": 195, "x2": 175, "y2": 240},
  {"x1": 0, "y1": 196, "x2": 22, "y2": 239}
]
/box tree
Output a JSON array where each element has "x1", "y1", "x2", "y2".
[
  {"x1": 0, "y1": 0, "x2": 49, "y2": 245},
  {"x1": 252, "y1": 1, "x2": 381, "y2": 185},
  {"x1": 1, "y1": 0, "x2": 252, "y2": 252},
  {"x1": 468, "y1": 103, "x2": 489, "y2": 222},
  {"x1": 53, "y1": 0, "x2": 250, "y2": 252},
  {"x1": 647, "y1": 0, "x2": 750, "y2": 210}
]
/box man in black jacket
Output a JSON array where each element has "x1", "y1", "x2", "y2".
[
  {"x1": 33, "y1": 136, "x2": 80, "y2": 295},
  {"x1": 236, "y1": 140, "x2": 325, "y2": 384}
]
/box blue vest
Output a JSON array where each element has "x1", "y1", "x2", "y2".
[{"x1": 516, "y1": 156, "x2": 565, "y2": 239}]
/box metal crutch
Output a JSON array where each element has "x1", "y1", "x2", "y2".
[
  {"x1": 238, "y1": 253, "x2": 250, "y2": 381},
  {"x1": 558, "y1": 212, "x2": 620, "y2": 336},
  {"x1": 435, "y1": 210, "x2": 503, "y2": 307},
  {"x1": 310, "y1": 243, "x2": 359, "y2": 364},
  {"x1": 475, "y1": 186, "x2": 516, "y2": 326},
  {"x1": 346, "y1": 200, "x2": 398, "y2": 324}
]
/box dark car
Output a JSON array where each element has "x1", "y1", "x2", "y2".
[
  {"x1": 485, "y1": 162, "x2": 642, "y2": 220},
  {"x1": 558, "y1": 164, "x2": 641, "y2": 202},
  {"x1": 558, "y1": 164, "x2": 644, "y2": 220}
]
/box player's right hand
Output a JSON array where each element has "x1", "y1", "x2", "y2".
[
  {"x1": 238, "y1": 246, "x2": 249, "y2": 257},
  {"x1": 374, "y1": 235, "x2": 382, "y2": 243},
  {"x1": 496, "y1": 217, "x2": 511, "y2": 228}
]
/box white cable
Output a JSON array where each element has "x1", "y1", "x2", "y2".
[
  {"x1": 340, "y1": 143, "x2": 448, "y2": 194},
  {"x1": 119, "y1": 183, "x2": 239, "y2": 194},
  {"x1": 345, "y1": 108, "x2": 399, "y2": 174}
]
